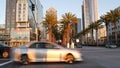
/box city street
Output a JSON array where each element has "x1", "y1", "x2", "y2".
[
  {"x1": 0, "y1": 0, "x2": 120, "y2": 68},
  {"x1": 0, "y1": 46, "x2": 120, "y2": 68}
]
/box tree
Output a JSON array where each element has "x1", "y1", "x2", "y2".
[
  {"x1": 106, "y1": 9, "x2": 120, "y2": 44},
  {"x1": 94, "y1": 20, "x2": 103, "y2": 46},
  {"x1": 76, "y1": 26, "x2": 91, "y2": 45},
  {"x1": 100, "y1": 14, "x2": 110, "y2": 43},
  {"x1": 52, "y1": 23, "x2": 64, "y2": 41},
  {"x1": 41, "y1": 13, "x2": 57, "y2": 42},
  {"x1": 88, "y1": 23, "x2": 95, "y2": 45},
  {"x1": 61, "y1": 12, "x2": 78, "y2": 47}
]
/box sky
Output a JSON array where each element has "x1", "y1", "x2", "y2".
[{"x1": 0, "y1": 0, "x2": 120, "y2": 24}]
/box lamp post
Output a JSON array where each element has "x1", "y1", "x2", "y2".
[{"x1": 35, "y1": 23, "x2": 38, "y2": 41}]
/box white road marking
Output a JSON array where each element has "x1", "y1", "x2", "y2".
[{"x1": 0, "y1": 60, "x2": 13, "y2": 67}]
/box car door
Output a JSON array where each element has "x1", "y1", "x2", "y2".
[
  {"x1": 28, "y1": 42, "x2": 47, "y2": 62},
  {"x1": 44, "y1": 43, "x2": 62, "y2": 62}
]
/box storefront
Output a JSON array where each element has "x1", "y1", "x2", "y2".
[{"x1": 10, "y1": 29, "x2": 30, "y2": 47}]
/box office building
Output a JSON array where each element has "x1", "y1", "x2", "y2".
[
  {"x1": 98, "y1": 25, "x2": 106, "y2": 45},
  {"x1": 77, "y1": 18, "x2": 82, "y2": 33},
  {"x1": 82, "y1": 0, "x2": 98, "y2": 28},
  {"x1": 0, "y1": 24, "x2": 6, "y2": 44},
  {"x1": 82, "y1": 0, "x2": 98, "y2": 44},
  {"x1": 5, "y1": 0, "x2": 43, "y2": 47}
]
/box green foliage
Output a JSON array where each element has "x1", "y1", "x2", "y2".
[{"x1": 61, "y1": 12, "x2": 78, "y2": 40}]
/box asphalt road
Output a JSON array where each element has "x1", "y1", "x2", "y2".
[
  {"x1": 81, "y1": 46, "x2": 120, "y2": 68},
  {"x1": 1, "y1": 46, "x2": 120, "y2": 68}
]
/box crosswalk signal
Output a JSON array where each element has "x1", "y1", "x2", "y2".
[{"x1": 32, "y1": 4, "x2": 35, "y2": 11}]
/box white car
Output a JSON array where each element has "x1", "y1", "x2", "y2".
[
  {"x1": 105, "y1": 43, "x2": 117, "y2": 48},
  {"x1": 12, "y1": 41, "x2": 83, "y2": 64}
]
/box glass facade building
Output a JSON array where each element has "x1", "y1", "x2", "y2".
[
  {"x1": 82, "y1": 0, "x2": 98, "y2": 44},
  {"x1": 83, "y1": 0, "x2": 98, "y2": 29}
]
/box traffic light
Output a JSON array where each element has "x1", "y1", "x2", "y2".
[{"x1": 32, "y1": 4, "x2": 35, "y2": 11}]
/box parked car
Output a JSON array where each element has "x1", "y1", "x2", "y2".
[
  {"x1": 0, "y1": 44, "x2": 11, "y2": 58},
  {"x1": 75, "y1": 43, "x2": 82, "y2": 48},
  {"x1": 12, "y1": 41, "x2": 83, "y2": 64},
  {"x1": 105, "y1": 43, "x2": 117, "y2": 48}
]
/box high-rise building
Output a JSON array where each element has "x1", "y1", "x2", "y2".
[
  {"x1": 5, "y1": 0, "x2": 43, "y2": 47},
  {"x1": 82, "y1": 0, "x2": 98, "y2": 29},
  {"x1": 82, "y1": 0, "x2": 98, "y2": 44},
  {"x1": 77, "y1": 18, "x2": 83, "y2": 33},
  {"x1": 5, "y1": 0, "x2": 17, "y2": 34}
]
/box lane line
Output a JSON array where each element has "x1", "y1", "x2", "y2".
[{"x1": 0, "y1": 60, "x2": 13, "y2": 67}]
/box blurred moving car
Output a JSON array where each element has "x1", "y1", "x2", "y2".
[
  {"x1": 0, "y1": 44, "x2": 11, "y2": 58},
  {"x1": 105, "y1": 43, "x2": 117, "y2": 48},
  {"x1": 12, "y1": 41, "x2": 83, "y2": 64}
]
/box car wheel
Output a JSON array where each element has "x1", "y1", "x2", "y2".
[
  {"x1": 65, "y1": 54, "x2": 74, "y2": 64},
  {"x1": 21, "y1": 55, "x2": 29, "y2": 65},
  {"x1": 2, "y1": 51, "x2": 9, "y2": 58}
]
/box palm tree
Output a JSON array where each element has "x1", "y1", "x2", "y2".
[
  {"x1": 61, "y1": 12, "x2": 78, "y2": 47},
  {"x1": 88, "y1": 23, "x2": 95, "y2": 45},
  {"x1": 76, "y1": 27, "x2": 91, "y2": 45},
  {"x1": 94, "y1": 20, "x2": 103, "y2": 46},
  {"x1": 106, "y1": 9, "x2": 120, "y2": 44},
  {"x1": 52, "y1": 23, "x2": 64, "y2": 42},
  {"x1": 84, "y1": 27, "x2": 91, "y2": 44},
  {"x1": 41, "y1": 13, "x2": 57, "y2": 42},
  {"x1": 86, "y1": 20, "x2": 102, "y2": 46},
  {"x1": 100, "y1": 14, "x2": 110, "y2": 44}
]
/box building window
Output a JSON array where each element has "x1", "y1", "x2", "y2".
[
  {"x1": 23, "y1": 11, "x2": 25, "y2": 13},
  {"x1": 118, "y1": 26, "x2": 119, "y2": 28},
  {"x1": 23, "y1": 18, "x2": 25, "y2": 21},
  {"x1": 109, "y1": 28, "x2": 110, "y2": 31},
  {"x1": 11, "y1": 23, "x2": 15, "y2": 27},
  {"x1": 19, "y1": 18, "x2": 21, "y2": 21},
  {"x1": 12, "y1": 9, "x2": 15, "y2": 12},
  {"x1": 112, "y1": 32, "x2": 115, "y2": 35},
  {"x1": 23, "y1": 4, "x2": 26, "y2": 6},
  {"x1": 23, "y1": 8, "x2": 26, "y2": 10},
  {"x1": 18, "y1": 15, "x2": 20, "y2": 17},
  {"x1": 112, "y1": 28, "x2": 114, "y2": 30},
  {"x1": 19, "y1": 11, "x2": 21, "y2": 14},
  {"x1": 19, "y1": 6, "x2": 21, "y2": 10},
  {"x1": 23, "y1": 15, "x2": 25, "y2": 17},
  {"x1": 19, "y1": 4, "x2": 21, "y2": 6}
]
